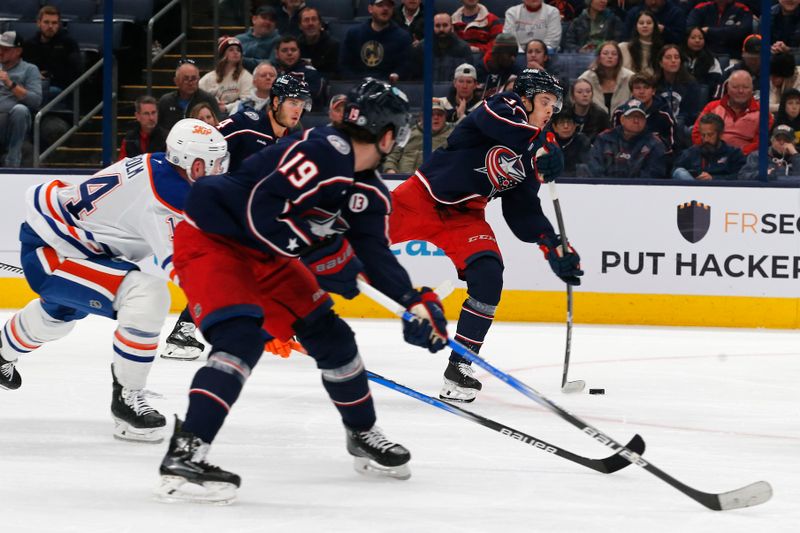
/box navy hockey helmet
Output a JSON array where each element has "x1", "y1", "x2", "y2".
[
  {"x1": 342, "y1": 78, "x2": 413, "y2": 148},
  {"x1": 513, "y1": 69, "x2": 564, "y2": 113},
  {"x1": 271, "y1": 73, "x2": 312, "y2": 112}
]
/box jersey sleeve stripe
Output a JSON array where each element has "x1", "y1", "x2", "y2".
[
  {"x1": 223, "y1": 129, "x2": 274, "y2": 141},
  {"x1": 147, "y1": 154, "x2": 183, "y2": 214},
  {"x1": 482, "y1": 100, "x2": 540, "y2": 132}
]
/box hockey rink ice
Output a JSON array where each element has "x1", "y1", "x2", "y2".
[{"x1": 1, "y1": 312, "x2": 798, "y2": 532}]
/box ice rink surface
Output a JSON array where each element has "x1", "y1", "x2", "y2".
[{"x1": 1, "y1": 312, "x2": 798, "y2": 533}]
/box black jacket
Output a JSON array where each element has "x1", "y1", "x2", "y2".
[
  {"x1": 299, "y1": 30, "x2": 340, "y2": 79},
  {"x1": 157, "y1": 89, "x2": 219, "y2": 131},
  {"x1": 119, "y1": 123, "x2": 168, "y2": 159},
  {"x1": 22, "y1": 30, "x2": 81, "y2": 90}
]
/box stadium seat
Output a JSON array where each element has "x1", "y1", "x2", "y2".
[
  {"x1": 95, "y1": 0, "x2": 155, "y2": 24},
  {"x1": 433, "y1": 82, "x2": 452, "y2": 97},
  {"x1": 8, "y1": 21, "x2": 39, "y2": 42},
  {"x1": 327, "y1": 19, "x2": 362, "y2": 44},
  {"x1": 356, "y1": 0, "x2": 370, "y2": 17},
  {"x1": 66, "y1": 21, "x2": 124, "y2": 52},
  {"x1": 717, "y1": 54, "x2": 731, "y2": 71},
  {"x1": 51, "y1": 0, "x2": 98, "y2": 22},
  {"x1": 482, "y1": 0, "x2": 518, "y2": 16},
  {"x1": 550, "y1": 53, "x2": 595, "y2": 81},
  {"x1": 306, "y1": 0, "x2": 354, "y2": 20},
  {"x1": 435, "y1": 0, "x2": 463, "y2": 14},
  {"x1": 301, "y1": 112, "x2": 332, "y2": 129},
  {"x1": 0, "y1": 0, "x2": 41, "y2": 22}
]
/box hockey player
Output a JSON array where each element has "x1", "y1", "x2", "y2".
[
  {"x1": 155, "y1": 79, "x2": 449, "y2": 504},
  {"x1": 160, "y1": 75, "x2": 312, "y2": 361},
  {"x1": 390, "y1": 69, "x2": 583, "y2": 403},
  {"x1": 0, "y1": 119, "x2": 229, "y2": 443}
]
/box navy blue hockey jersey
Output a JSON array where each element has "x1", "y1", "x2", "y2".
[
  {"x1": 414, "y1": 91, "x2": 556, "y2": 243},
  {"x1": 184, "y1": 126, "x2": 414, "y2": 301},
  {"x1": 217, "y1": 107, "x2": 283, "y2": 171}
]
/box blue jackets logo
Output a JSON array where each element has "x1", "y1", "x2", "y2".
[
  {"x1": 476, "y1": 145, "x2": 525, "y2": 193},
  {"x1": 677, "y1": 201, "x2": 710, "y2": 243}
]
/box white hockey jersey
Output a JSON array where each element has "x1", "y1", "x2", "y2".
[{"x1": 25, "y1": 153, "x2": 189, "y2": 283}]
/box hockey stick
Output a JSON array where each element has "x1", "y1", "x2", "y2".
[
  {"x1": 356, "y1": 279, "x2": 773, "y2": 511},
  {"x1": 367, "y1": 370, "x2": 644, "y2": 474},
  {"x1": 0, "y1": 262, "x2": 24, "y2": 275}
]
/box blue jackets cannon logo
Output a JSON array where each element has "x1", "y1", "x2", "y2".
[{"x1": 677, "y1": 201, "x2": 711, "y2": 243}]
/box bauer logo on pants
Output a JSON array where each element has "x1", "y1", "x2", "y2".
[{"x1": 677, "y1": 201, "x2": 711, "y2": 244}]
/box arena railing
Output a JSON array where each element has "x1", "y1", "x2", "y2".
[{"x1": 146, "y1": 0, "x2": 188, "y2": 94}]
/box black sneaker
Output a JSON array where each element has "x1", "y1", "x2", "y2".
[
  {"x1": 155, "y1": 417, "x2": 241, "y2": 504},
  {"x1": 111, "y1": 364, "x2": 166, "y2": 442},
  {"x1": 160, "y1": 320, "x2": 205, "y2": 361},
  {"x1": 347, "y1": 425, "x2": 411, "y2": 480},
  {"x1": 439, "y1": 360, "x2": 482, "y2": 403},
  {"x1": 0, "y1": 335, "x2": 21, "y2": 391}
]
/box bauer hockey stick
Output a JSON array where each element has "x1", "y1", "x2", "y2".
[
  {"x1": 357, "y1": 279, "x2": 773, "y2": 511},
  {"x1": 536, "y1": 145, "x2": 584, "y2": 394},
  {"x1": 367, "y1": 370, "x2": 644, "y2": 474}
]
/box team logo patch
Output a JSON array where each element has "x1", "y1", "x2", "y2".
[
  {"x1": 677, "y1": 200, "x2": 711, "y2": 244},
  {"x1": 327, "y1": 135, "x2": 351, "y2": 155},
  {"x1": 475, "y1": 145, "x2": 526, "y2": 194},
  {"x1": 89, "y1": 300, "x2": 102, "y2": 309},
  {"x1": 348, "y1": 192, "x2": 369, "y2": 213},
  {"x1": 245, "y1": 110, "x2": 259, "y2": 121},
  {"x1": 361, "y1": 41, "x2": 384, "y2": 67}
]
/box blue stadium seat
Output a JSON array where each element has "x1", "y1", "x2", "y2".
[
  {"x1": 95, "y1": 0, "x2": 154, "y2": 24},
  {"x1": 717, "y1": 54, "x2": 731, "y2": 72},
  {"x1": 328, "y1": 80, "x2": 359, "y2": 98},
  {"x1": 356, "y1": 0, "x2": 370, "y2": 17},
  {"x1": 433, "y1": 82, "x2": 452, "y2": 97},
  {"x1": 66, "y1": 21, "x2": 124, "y2": 52},
  {"x1": 8, "y1": 21, "x2": 39, "y2": 42},
  {"x1": 51, "y1": 0, "x2": 98, "y2": 22},
  {"x1": 550, "y1": 53, "x2": 595, "y2": 81},
  {"x1": 0, "y1": 0, "x2": 41, "y2": 22},
  {"x1": 482, "y1": 0, "x2": 518, "y2": 17},
  {"x1": 435, "y1": 0, "x2": 463, "y2": 14},
  {"x1": 301, "y1": 112, "x2": 332, "y2": 129},
  {"x1": 327, "y1": 19, "x2": 362, "y2": 44},
  {"x1": 394, "y1": 83, "x2": 424, "y2": 106},
  {"x1": 306, "y1": 0, "x2": 354, "y2": 20}
]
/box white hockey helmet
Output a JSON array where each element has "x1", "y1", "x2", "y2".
[{"x1": 165, "y1": 118, "x2": 229, "y2": 179}]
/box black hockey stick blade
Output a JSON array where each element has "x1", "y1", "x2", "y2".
[
  {"x1": 0, "y1": 262, "x2": 24, "y2": 275},
  {"x1": 367, "y1": 371, "x2": 645, "y2": 474}
]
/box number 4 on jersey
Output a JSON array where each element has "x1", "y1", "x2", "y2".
[{"x1": 65, "y1": 175, "x2": 122, "y2": 219}]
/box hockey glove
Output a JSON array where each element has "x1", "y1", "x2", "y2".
[
  {"x1": 539, "y1": 234, "x2": 583, "y2": 286},
  {"x1": 301, "y1": 236, "x2": 364, "y2": 299},
  {"x1": 399, "y1": 287, "x2": 448, "y2": 353},
  {"x1": 533, "y1": 132, "x2": 564, "y2": 183}
]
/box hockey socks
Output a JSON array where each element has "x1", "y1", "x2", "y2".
[
  {"x1": 1, "y1": 299, "x2": 75, "y2": 361},
  {"x1": 450, "y1": 296, "x2": 496, "y2": 364},
  {"x1": 320, "y1": 355, "x2": 376, "y2": 431}
]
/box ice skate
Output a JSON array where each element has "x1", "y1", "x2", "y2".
[
  {"x1": 160, "y1": 320, "x2": 205, "y2": 361},
  {"x1": 155, "y1": 417, "x2": 240, "y2": 504},
  {"x1": 0, "y1": 353, "x2": 21, "y2": 391},
  {"x1": 346, "y1": 425, "x2": 411, "y2": 480},
  {"x1": 440, "y1": 360, "x2": 482, "y2": 403},
  {"x1": 111, "y1": 365, "x2": 166, "y2": 442}
]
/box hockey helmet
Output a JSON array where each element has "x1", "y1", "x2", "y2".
[
  {"x1": 342, "y1": 78, "x2": 413, "y2": 148},
  {"x1": 513, "y1": 69, "x2": 564, "y2": 113},
  {"x1": 271, "y1": 73, "x2": 313, "y2": 112},
  {"x1": 165, "y1": 118, "x2": 229, "y2": 179}
]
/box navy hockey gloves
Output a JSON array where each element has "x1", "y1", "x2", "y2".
[
  {"x1": 539, "y1": 234, "x2": 583, "y2": 286},
  {"x1": 301, "y1": 236, "x2": 364, "y2": 299},
  {"x1": 533, "y1": 132, "x2": 564, "y2": 183},
  {"x1": 400, "y1": 287, "x2": 448, "y2": 353}
]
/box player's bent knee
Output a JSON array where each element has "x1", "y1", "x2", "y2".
[
  {"x1": 204, "y1": 316, "x2": 267, "y2": 365},
  {"x1": 114, "y1": 271, "x2": 171, "y2": 332},
  {"x1": 464, "y1": 256, "x2": 504, "y2": 306},
  {"x1": 295, "y1": 310, "x2": 357, "y2": 369}
]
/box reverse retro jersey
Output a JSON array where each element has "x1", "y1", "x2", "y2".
[{"x1": 25, "y1": 153, "x2": 189, "y2": 282}]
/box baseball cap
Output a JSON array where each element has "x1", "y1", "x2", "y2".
[
  {"x1": 619, "y1": 99, "x2": 647, "y2": 117},
  {"x1": 329, "y1": 93, "x2": 347, "y2": 109},
  {"x1": 454, "y1": 63, "x2": 477, "y2": 80},
  {"x1": 254, "y1": 5, "x2": 277, "y2": 18},
  {"x1": 772, "y1": 124, "x2": 796, "y2": 141},
  {"x1": 370, "y1": 0, "x2": 394, "y2": 5},
  {"x1": 0, "y1": 31, "x2": 23, "y2": 48},
  {"x1": 431, "y1": 97, "x2": 451, "y2": 113},
  {"x1": 493, "y1": 33, "x2": 518, "y2": 52},
  {"x1": 218, "y1": 36, "x2": 242, "y2": 55}
]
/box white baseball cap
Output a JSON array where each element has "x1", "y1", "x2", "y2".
[{"x1": 454, "y1": 63, "x2": 477, "y2": 80}]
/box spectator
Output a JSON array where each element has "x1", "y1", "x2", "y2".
[
  {"x1": 189, "y1": 102, "x2": 220, "y2": 127},
  {"x1": 476, "y1": 33, "x2": 521, "y2": 99},
  {"x1": 236, "y1": 5, "x2": 281, "y2": 72},
  {"x1": 157, "y1": 61, "x2": 219, "y2": 131},
  {"x1": 770, "y1": 0, "x2": 800, "y2": 53},
  {"x1": 276, "y1": 0, "x2": 306, "y2": 36},
  {"x1": 393, "y1": 0, "x2": 425, "y2": 42},
  {"x1": 654, "y1": 44, "x2": 702, "y2": 129},
  {"x1": 691, "y1": 69, "x2": 771, "y2": 155},
  {"x1": 525, "y1": 39, "x2": 550, "y2": 70},
  {"x1": 199, "y1": 37, "x2": 253, "y2": 117},
  {"x1": 566, "y1": 77, "x2": 611, "y2": 141},
  {"x1": 297, "y1": 7, "x2": 340, "y2": 79},
  {"x1": 452, "y1": 0, "x2": 504, "y2": 56},
  {"x1": 327, "y1": 93, "x2": 347, "y2": 126},
  {"x1": 273, "y1": 35, "x2": 324, "y2": 107},
  {"x1": 504, "y1": 0, "x2": 562, "y2": 52},
  {"x1": 588, "y1": 98, "x2": 668, "y2": 178},
  {"x1": 564, "y1": 0, "x2": 623, "y2": 53},
  {"x1": 21, "y1": 5, "x2": 80, "y2": 102},
  {"x1": 550, "y1": 109, "x2": 591, "y2": 176},
  {"x1": 686, "y1": 0, "x2": 753, "y2": 58},
  {"x1": 718, "y1": 34, "x2": 761, "y2": 99},
  {"x1": 774, "y1": 88, "x2": 800, "y2": 144},
  {"x1": 672, "y1": 113, "x2": 745, "y2": 180},
  {"x1": 619, "y1": 10, "x2": 663, "y2": 75},
  {"x1": 622, "y1": 0, "x2": 685, "y2": 45},
  {"x1": 340, "y1": 0, "x2": 412, "y2": 80},
  {"x1": 233, "y1": 62, "x2": 278, "y2": 112},
  {"x1": 739, "y1": 125, "x2": 800, "y2": 180},
  {"x1": 0, "y1": 31, "x2": 42, "y2": 168},
  {"x1": 408, "y1": 13, "x2": 474, "y2": 81},
  {"x1": 445, "y1": 63, "x2": 481, "y2": 122},
  {"x1": 549, "y1": 0, "x2": 585, "y2": 22},
  {"x1": 118, "y1": 96, "x2": 167, "y2": 160},
  {"x1": 768, "y1": 53, "x2": 800, "y2": 114},
  {"x1": 612, "y1": 73, "x2": 676, "y2": 154},
  {"x1": 577, "y1": 41, "x2": 634, "y2": 114},
  {"x1": 682, "y1": 27, "x2": 722, "y2": 98},
  {"x1": 383, "y1": 98, "x2": 453, "y2": 174}
]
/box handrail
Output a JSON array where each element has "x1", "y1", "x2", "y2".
[
  {"x1": 146, "y1": 0, "x2": 188, "y2": 94},
  {"x1": 212, "y1": 0, "x2": 219, "y2": 61},
  {"x1": 33, "y1": 58, "x2": 117, "y2": 168}
]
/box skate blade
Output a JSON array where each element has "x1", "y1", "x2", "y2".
[
  {"x1": 159, "y1": 344, "x2": 202, "y2": 361},
  {"x1": 113, "y1": 419, "x2": 165, "y2": 443},
  {"x1": 439, "y1": 379, "x2": 478, "y2": 403},
  {"x1": 352, "y1": 457, "x2": 411, "y2": 481},
  {"x1": 154, "y1": 476, "x2": 237, "y2": 505}
]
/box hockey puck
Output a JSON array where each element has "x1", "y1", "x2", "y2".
[{"x1": 588, "y1": 388, "x2": 605, "y2": 395}]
